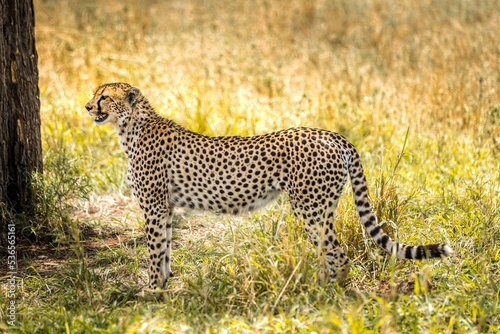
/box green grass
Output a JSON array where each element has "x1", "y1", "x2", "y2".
[{"x1": 1, "y1": 0, "x2": 499, "y2": 332}]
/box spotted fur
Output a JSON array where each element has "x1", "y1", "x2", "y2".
[{"x1": 86, "y1": 82, "x2": 453, "y2": 289}]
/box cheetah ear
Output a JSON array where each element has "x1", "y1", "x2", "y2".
[{"x1": 127, "y1": 87, "x2": 141, "y2": 105}]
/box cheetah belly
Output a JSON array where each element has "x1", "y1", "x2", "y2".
[{"x1": 168, "y1": 181, "x2": 282, "y2": 215}]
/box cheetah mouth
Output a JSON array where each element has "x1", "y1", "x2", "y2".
[{"x1": 93, "y1": 112, "x2": 109, "y2": 124}]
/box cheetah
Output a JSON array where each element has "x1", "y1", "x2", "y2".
[{"x1": 85, "y1": 82, "x2": 453, "y2": 290}]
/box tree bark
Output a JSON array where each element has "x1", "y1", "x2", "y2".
[{"x1": 0, "y1": 0, "x2": 43, "y2": 248}]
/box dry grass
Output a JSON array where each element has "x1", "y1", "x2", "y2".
[
  {"x1": 35, "y1": 0, "x2": 500, "y2": 188},
  {"x1": 2, "y1": 0, "x2": 498, "y2": 332}
]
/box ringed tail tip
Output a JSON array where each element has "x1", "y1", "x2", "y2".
[{"x1": 442, "y1": 245, "x2": 453, "y2": 257}]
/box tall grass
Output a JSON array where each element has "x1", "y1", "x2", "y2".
[
  {"x1": 3, "y1": 0, "x2": 498, "y2": 332},
  {"x1": 35, "y1": 0, "x2": 500, "y2": 188}
]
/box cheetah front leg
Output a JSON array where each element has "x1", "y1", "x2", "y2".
[{"x1": 145, "y1": 206, "x2": 174, "y2": 290}]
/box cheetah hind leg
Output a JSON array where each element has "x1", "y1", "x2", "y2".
[{"x1": 298, "y1": 213, "x2": 350, "y2": 286}]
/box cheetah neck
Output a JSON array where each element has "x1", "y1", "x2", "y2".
[{"x1": 115, "y1": 100, "x2": 161, "y2": 158}]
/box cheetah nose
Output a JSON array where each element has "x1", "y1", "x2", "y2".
[{"x1": 85, "y1": 103, "x2": 92, "y2": 111}]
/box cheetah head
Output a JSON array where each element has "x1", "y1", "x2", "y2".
[{"x1": 85, "y1": 82, "x2": 141, "y2": 126}]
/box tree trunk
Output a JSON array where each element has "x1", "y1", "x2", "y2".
[{"x1": 0, "y1": 0, "x2": 43, "y2": 248}]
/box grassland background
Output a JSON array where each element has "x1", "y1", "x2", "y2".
[{"x1": 1, "y1": 0, "x2": 499, "y2": 332}]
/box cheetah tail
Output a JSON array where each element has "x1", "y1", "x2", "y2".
[{"x1": 347, "y1": 148, "x2": 453, "y2": 260}]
